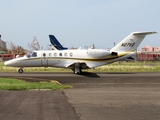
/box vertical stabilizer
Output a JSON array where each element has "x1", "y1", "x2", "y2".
[
  {"x1": 110, "y1": 31, "x2": 157, "y2": 52},
  {"x1": 49, "y1": 35, "x2": 68, "y2": 50}
]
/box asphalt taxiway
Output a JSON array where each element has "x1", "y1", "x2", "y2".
[{"x1": 0, "y1": 72, "x2": 160, "y2": 120}]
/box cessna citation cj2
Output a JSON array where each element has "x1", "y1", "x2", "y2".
[{"x1": 4, "y1": 31, "x2": 156, "y2": 74}]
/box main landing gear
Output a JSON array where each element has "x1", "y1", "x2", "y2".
[
  {"x1": 73, "y1": 63, "x2": 82, "y2": 74},
  {"x1": 74, "y1": 67, "x2": 82, "y2": 74},
  {"x1": 18, "y1": 68, "x2": 23, "y2": 74}
]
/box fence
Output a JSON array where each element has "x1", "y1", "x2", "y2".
[{"x1": 137, "y1": 53, "x2": 160, "y2": 61}]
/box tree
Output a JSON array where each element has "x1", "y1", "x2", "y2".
[
  {"x1": 7, "y1": 42, "x2": 26, "y2": 54},
  {"x1": 28, "y1": 36, "x2": 40, "y2": 51},
  {"x1": 8, "y1": 41, "x2": 17, "y2": 54},
  {"x1": 0, "y1": 40, "x2": 7, "y2": 52}
]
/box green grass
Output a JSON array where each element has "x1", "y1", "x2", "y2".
[
  {"x1": 87, "y1": 61, "x2": 160, "y2": 72},
  {"x1": 0, "y1": 62, "x2": 72, "y2": 72},
  {"x1": 93, "y1": 61, "x2": 160, "y2": 72},
  {"x1": 0, "y1": 78, "x2": 72, "y2": 90},
  {"x1": 1, "y1": 61, "x2": 160, "y2": 72}
]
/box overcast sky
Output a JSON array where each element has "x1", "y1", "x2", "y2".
[{"x1": 0, "y1": 0, "x2": 159, "y2": 50}]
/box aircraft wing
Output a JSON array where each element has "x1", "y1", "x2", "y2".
[
  {"x1": 65, "y1": 61, "x2": 108, "y2": 69},
  {"x1": 66, "y1": 62, "x2": 90, "y2": 69}
]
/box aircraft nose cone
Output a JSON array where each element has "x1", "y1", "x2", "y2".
[
  {"x1": 4, "y1": 61, "x2": 9, "y2": 66},
  {"x1": 4, "y1": 60, "x2": 14, "y2": 66}
]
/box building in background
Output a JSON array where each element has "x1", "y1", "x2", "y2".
[
  {"x1": 137, "y1": 45, "x2": 160, "y2": 61},
  {"x1": 141, "y1": 45, "x2": 160, "y2": 52},
  {"x1": 0, "y1": 35, "x2": 7, "y2": 54}
]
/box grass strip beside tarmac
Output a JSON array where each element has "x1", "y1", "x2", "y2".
[
  {"x1": 1, "y1": 61, "x2": 160, "y2": 72},
  {"x1": 0, "y1": 78, "x2": 72, "y2": 90}
]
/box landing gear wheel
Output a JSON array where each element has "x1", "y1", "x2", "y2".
[
  {"x1": 74, "y1": 68, "x2": 82, "y2": 74},
  {"x1": 73, "y1": 63, "x2": 82, "y2": 74},
  {"x1": 18, "y1": 69, "x2": 23, "y2": 74}
]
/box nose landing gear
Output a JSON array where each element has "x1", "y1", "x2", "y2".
[{"x1": 18, "y1": 68, "x2": 23, "y2": 74}]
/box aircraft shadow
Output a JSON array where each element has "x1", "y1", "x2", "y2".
[
  {"x1": 104, "y1": 72, "x2": 137, "y2": 74},
  {"x1": 80, "y1": 72, "x2": 100, "y2": 78}
]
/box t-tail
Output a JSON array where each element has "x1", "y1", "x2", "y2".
[
  {"x1": 49, "y1": 35, "x2": 68, "y2": 50},
  {"x1": 110, "y1": 31, "x2": 157, "y2": 53}
]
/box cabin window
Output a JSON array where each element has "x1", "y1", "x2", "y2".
[
  {"x1": 70, "y1": 53, "x2": 73, "y2": 57},
  {"x1": 26, "y1": 52, "x2": 37, "y2": 58},
  {"x1": 49, "y1": 53, "x2": 52, "y2": 57},
  {"x1": 26, "y1": 52, "x2": 31, "y2": 58},
  {"x1": 43, "y1": 53, "x2": 46, "y2": 57},
  {"x1": 59, "y1": 53, "x2": 62, "y2": 56},
  {"x1": 54, "y1": 53, "x2": 57, "y2": 57},
  {"x1": 32, "y1": 52, "x2": 37, "y2": 57},
  {"x1": 64, "y1": 53, "x2": 67, "y2": 56}
]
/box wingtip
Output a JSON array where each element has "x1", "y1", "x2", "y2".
[
  {"x1": 133, "y1": 31, "x2": 157, "y2": 35},
  {"x1": 152, "y1": 31, "x2": 157, "y2": 34}
]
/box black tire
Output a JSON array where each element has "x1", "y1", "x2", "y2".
[{"x1": 18, "y1": 69, "x2": 23, "y2": 74}]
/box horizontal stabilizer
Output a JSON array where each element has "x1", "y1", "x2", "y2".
[{"x1": 133, "y1": 31, "x2": 157, "y2": 35}]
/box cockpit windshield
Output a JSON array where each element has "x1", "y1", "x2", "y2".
[{"x1": 26, "y1": 52, "x2": 37, "y2": 58}]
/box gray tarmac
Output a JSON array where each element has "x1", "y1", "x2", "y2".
[{"x1": 0, "y1": 72, "x2": 160, "y2": 120}]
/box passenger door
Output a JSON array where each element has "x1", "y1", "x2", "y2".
[{"x1": 41, "y1": 52, "x2": 48, "y2": 66}]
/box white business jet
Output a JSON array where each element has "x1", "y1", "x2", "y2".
[{"x1": 4, "y1": 31, "x2": 156, "y2": 74}]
